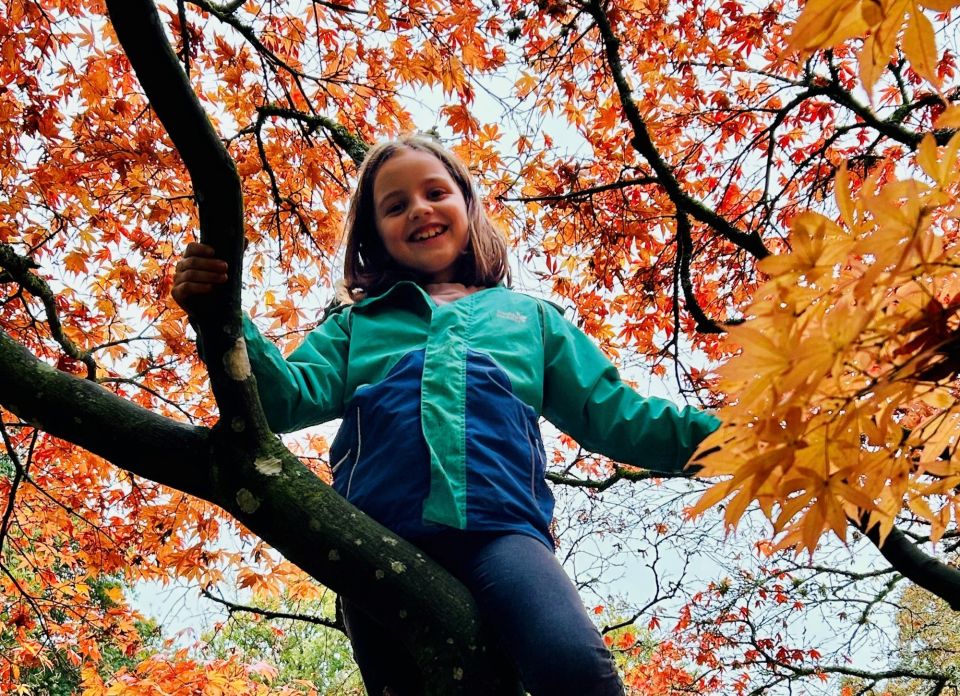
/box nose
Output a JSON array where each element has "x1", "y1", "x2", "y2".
[{"x1": 408, "y1": 196, "x2": 432, "y2": 220}]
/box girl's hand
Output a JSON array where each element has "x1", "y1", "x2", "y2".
[{"x1": 172, "y1": 242, "x2": 229, "y2": 315}]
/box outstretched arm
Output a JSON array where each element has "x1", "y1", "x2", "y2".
[{"x1": 540, "y1": 302, "x2": 720, "y2": 475}]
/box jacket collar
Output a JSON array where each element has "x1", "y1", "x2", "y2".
[
  {"x1": 350, "y1": 280, "x2": 508, "y2": 313},
  {"x1": 350, "y1": 280, "x2": 433, "y2": 313}
]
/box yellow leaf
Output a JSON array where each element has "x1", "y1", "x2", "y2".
[
  {"x1": 861, "y1": 0, "x2": 883, "y2": 24},
  {"x1": 723, "y1": 485, "x2": 757, "y2": 529},
  {"x1": 788, "y1": 0, "x2": 867, "y2": 53},
  {"x1": 687, "y1": 480, "x2": 735, "y2": 519},
  {"x1": 907, "y1": 495, "x2": 934, "y2": 523},
  {"x1": 835, "y1": 161, "x2": 855, "y2": 228},
  {"x1": 822, "y1": 486, "x2": 849, "y2": 541},
  {"x1": 939, "y1": 132, "x2": 960, "y2": 186},
  {"x1": 859, "y1": 34, "x2": 883, "y2": 90},
  {"x1": 935, "y1": 104, "x2": 960, "y2": 129},
  {"x1": 902, "y1": 5, "x2": 940, "y2": 86},
  {"x1": 917, "y1": 133, "x2": 940, "y2": 183},
  {"x1": 800, "y1": 503, "x2": 826, "y2": 551},
  {"x1": 867, "y1": 507, "x2": 896, "y2": 546},
  {"x1": 773, "y1": 489, "x2": 816, "y2": 532},
  {"x1": 859, "y1": 0, "x2": 910, "y2": 89}
]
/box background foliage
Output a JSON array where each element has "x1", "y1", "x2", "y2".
[{"x1": 0, "y1": 0, "x2": 959, "y2": 692}]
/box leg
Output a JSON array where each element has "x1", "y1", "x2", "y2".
[
  {"x1": 340, "y1": 597, "x2": 423, "y2": 696},
  {"x1": 452, "y1": 534, "x2": 625, "y2": 696}
]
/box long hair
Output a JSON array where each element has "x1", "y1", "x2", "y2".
[{"x1": 342, "y1": 135, "x2": 510, "y2": 299}]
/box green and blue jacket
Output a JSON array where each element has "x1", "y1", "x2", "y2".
[{"x1": 242, "y1": 282, "x2": 720, "y2": 548}]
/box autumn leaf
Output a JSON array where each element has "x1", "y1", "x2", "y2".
[
  {"x1": 902, "y1": 5, "x2": 939, "y2": 87},
  {"x1": 934, "y1": 105, "x2": 960, "y2": 129},
  {"x1": 787, "y1": 0, "x2": 868, "y2": 53}
]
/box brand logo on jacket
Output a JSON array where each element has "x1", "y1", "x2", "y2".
[{"x1": 496, "y1": 310, "x2": 527, "y2": 324}]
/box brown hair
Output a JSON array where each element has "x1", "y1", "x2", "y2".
[{"x1": 342, "y1": 135, "x2": 510, "y2": 299}]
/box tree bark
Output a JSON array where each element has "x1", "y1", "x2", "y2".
[{"x1": 856, "y1": 515, "x2": 960, "y2": 611}]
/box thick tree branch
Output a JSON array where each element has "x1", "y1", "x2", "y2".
[
  {"x1": 104, "y1": 0, "x2": 258, "y2": 428},
  {"x1": 855, "y1": 514, "x2": 960, "y2": 611},
  {"x1": 824, "y1": 55, "x2": 957, "y2": 147},
  {"x1": 204, "y1": 0, "x2": 244, "y2": 12},
  {"x1": 0, "y1": 329, "x2": 213, "y2": 499}
]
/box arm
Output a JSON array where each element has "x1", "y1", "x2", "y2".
[
  {"x1": 540, "y1": 303, "x2": 720, "y2": 475},
  {"x1": 242, "y1": 312, "x2": 350, "y2": 433}
]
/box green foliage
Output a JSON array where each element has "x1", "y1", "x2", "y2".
[{"x1": 203, "y1": 590, "x2": 364, "y2": 695}]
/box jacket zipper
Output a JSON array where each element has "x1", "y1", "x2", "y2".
[
  {"x1": 331, "y1": 449, "x2": 351, "y2": 474},
  {"x1": 345, "y1": 406, "x2": 362, "y2": 499},
  {"x1": 525, "y1": 418, "x2": 537, "y2": 499}
]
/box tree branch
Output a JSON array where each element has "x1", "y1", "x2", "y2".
[
  {"x1": 855, "y1": 514, "x2": 960, "y2": 611},
  {"x1": 582, "y1": 0, "x2": 770, "y2": 260},
  {"x1": 201, "y1": 586, "x2": 346, "y2": 633},
  {"x1": 676, "y1": 214, "x2": 728, "y2": 333},
  {"x1": 498, "y1": 176, "x2": 660, "y2": 204},
  {"x1": 0, "y1": 422, "x2": 29, "y2": 557},
  {"x1": 547, "y1": 463, "x2": 691, "y2": 492},
  {"x1": 256, "y1": 105, "x2": 368, "y2": 166},
  {"x1": 0, "y1": 243, "x2": 98, "y2": 380}
]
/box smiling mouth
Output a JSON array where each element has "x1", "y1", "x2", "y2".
[{"x1": 410, "y1": 225, "x2": 446, "y2": 242}]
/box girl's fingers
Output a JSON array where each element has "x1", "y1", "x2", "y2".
[
  {"x1": 172, "y1": 244, "x2": 229, "y2": 313},
  {"x1": 184, "y1": 242, "x2": 218, "y2": 258},
  {"x1": 174, "y1": 281, "x2": 218, "y2": 296},
  {"x1": 175, "y1": 269, "x2": 228, "y2": 284},
  {"x1": 175, "y1": 257, "x2": 229, "y2": 274}
]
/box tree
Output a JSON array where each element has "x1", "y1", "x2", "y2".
[
  {"x1": 201, "y1": 587, "x2": 364, "y2": 695},
  {"x1": 0, "y1": 0, "x2": 958, "y2": 693},
  {"x1": 839, "y1": 581, "x2": 960, "y2": 695}
]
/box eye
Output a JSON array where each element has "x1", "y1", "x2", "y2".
[
  {"x1": 428, "y1": 188, "x2": 448, "y2": 200},
  {"x1": 384, "y1": 201, "x2": 405, "y2": 215}
]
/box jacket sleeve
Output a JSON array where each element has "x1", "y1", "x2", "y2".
[
  {"x1": 242, "y1": 310, "x2": 350, "y2": 433},
  {"x1": 539, "y1": 302, "x2": 720, "y2": 475}
]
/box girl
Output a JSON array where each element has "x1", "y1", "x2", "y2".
[{"x1": 173, "y1": 135, "x2": 720, "y2": 696}]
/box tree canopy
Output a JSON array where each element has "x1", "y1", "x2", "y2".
[{"x1": 0, "y1": 0, "x2": 958, "y2": 693}]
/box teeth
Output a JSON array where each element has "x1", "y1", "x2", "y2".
[{"x1": 411, "y1": 226, "x2": 445, "y2": 241}]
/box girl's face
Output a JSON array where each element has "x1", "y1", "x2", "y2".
[{"x1": 372, "y1": 148, "x2": 470, "y2": 284}]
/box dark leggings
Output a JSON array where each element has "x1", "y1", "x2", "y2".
[{"x1": 342, "y1": 532, "x2": 625, "y2": 696}]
